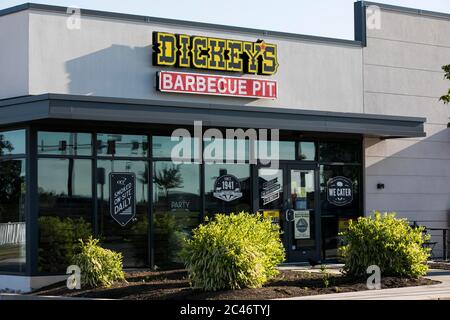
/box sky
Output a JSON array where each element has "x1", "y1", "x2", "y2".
[{"x1": 0, "y1": 0, "x2": 449, "y2": 40}]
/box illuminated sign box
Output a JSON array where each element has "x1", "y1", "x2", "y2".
[
  {"x1": 153, "y1": 32, "x2": 279, "y2": 75},
  {"x1": 157, "y1": 71, "x2": 277, "y2": 99}
]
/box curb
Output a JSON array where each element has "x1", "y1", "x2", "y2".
[{"x1": 0, "y1": 293, "x2": 115, "y2": 300}]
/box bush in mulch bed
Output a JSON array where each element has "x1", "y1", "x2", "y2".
[
  {"x1": 340, "y1": 212, "x2": 431, "y2": 278},
  {"x1": 71, "y1": 237, "x2": 126, "y2": 288},
  {"x1": 181, "y1": 212, "x2": 285, "y2": 291}
]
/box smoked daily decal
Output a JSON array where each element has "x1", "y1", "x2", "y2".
[
  {"x1": 110, "y1": 173, "x2": 136, "y2": 227},
  {"x1": 327, "y1": 176, "x2": 353, "y2": 206},
  {"x1": 153, "y1": 31, "x2": 279, "y2": 75}
]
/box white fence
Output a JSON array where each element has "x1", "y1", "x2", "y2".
[{"x1": 0, "y1": 222, "x2": 25, "y2": 246}]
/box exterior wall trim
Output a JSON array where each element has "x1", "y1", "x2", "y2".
[
  {"x1": 362, "y1": 1, "x2": 450, "y2": 20},
  {"x1": 1, "y1": 2, "x2": 447, "y2": 49},
  {"x1": 355, "y1": 1, "x2": 450, "y2": 47},
  {"x1": 0, "y1": 3, "x2": 362, "y2": 47}
]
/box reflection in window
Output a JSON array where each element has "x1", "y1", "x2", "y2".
[
  {"x1": 0, "y1": 130, "x2": 25, "y2": 156},
  {"x1": 153, "y1": 162, "x2": 200, "y2": 267},
  {"x1": 153, "y1": 136, "x2": 198, "y2": 160},
  {"x1": 290, "y1": 169, "x2": 316, "y2": 248},
  {"x1": 97, "y1": 134, "x2": 148, "y2": 158},
  {"x1": 291, "y1": 170, "x2": 315, "y2": 211},
  {"x1": 38, "y1": 131, "x2": 92, "y2": 156},
  {"x1": 204, "y1": 138, "x2": 251, "y2": 163},
  {"x1": 205, "y1": 164, "x2": 251, "y2": 216},
  {"x1": 38, "y1": 158, "x2": 93, "y2": 272},
  {"x1": 0, "y1": 159, "x2": 26, "y2": 272},
  {"x1": 298, "y1": 142, "x2": 316, "y2": 161},
  {"x1": 320, "y1": 165, "x2": 361, "y2": 260},
  {"x1": 97, "y1": 160, "x2": 148, "y2": 267},
  {"x1": 319, "y1": 141, "x2": 361, "y2": 163},
  {"x1": 257, "y1": 140, "x2": 295, "y2": 161}
]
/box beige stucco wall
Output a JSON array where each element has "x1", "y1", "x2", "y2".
[
  {"x1": 0, "y1": 11, "x2": 29, "y2": 99},
  {"x1": 363, "y1": 7, "x2": 450, "y2": 251},
  {"x1": 26, "y1": 10, "x2": 363, "y2": 113}
]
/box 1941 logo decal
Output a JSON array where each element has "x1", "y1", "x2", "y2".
[{"x1": 213, "y1": 174, "x2": 243, "y2": 202}]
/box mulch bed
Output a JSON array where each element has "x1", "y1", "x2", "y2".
[{"x1": 29, "y1": 269, "x2": 439, "y2": 300}]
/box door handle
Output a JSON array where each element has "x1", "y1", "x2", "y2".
[{"x1": 285, "y1": 209, "x2": 295, "y2": 222}]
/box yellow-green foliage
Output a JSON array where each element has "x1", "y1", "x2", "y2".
[
  {"x1": 182, "y1": 212, "x2": 285, "y2": 291},
  {"x1": 72, "y1": 237, "x2": 125, "y2": 288},
  {"x1": 339, "y1": 212, "x2": 430, "y2": 278}
]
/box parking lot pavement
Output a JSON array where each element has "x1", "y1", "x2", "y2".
[{"x1": 280, "y1": 269, "x2": 450, "y2": 300}]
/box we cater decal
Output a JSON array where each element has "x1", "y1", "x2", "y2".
[{"x1": 153, "y1": 31, "x2": 278, "y2": 99}]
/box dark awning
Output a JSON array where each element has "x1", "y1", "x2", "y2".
[{"x1": 0, "y1": 94, "x2": 426, "y2": 138}]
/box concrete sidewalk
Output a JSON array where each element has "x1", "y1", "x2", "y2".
[
  {"x1": 0, "y1": 294, "x2": 96, "y2": 300},
  {"x1": 281, "y1": 269, "x2": 450, "y2": 300}
]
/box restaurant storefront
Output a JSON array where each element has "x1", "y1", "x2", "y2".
[
  {"x1": 1, "y1": 1, "x2": 448, "y2": 291},
  {"x1": 1, "y1": 125, "x2": 364, "y2": 270}
]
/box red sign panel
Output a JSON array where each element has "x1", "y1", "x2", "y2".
[{"x1": 157, "y1": 71, "x2": 277, "y2": 99}]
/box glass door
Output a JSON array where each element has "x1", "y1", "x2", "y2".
[
  {"x1": 258, "y1": 164, "x2": 320, "y2": 263},
  {"x1": 284, "y1": 165, "x2": 319, "y2": 262}
]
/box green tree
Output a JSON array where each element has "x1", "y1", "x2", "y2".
[
  {"x1": 0, "y1": 160, "x2": 24, "y2": 221},
  {"x1": 0, "y1": 134, "x2": 13, "y2": 156},
  {"x1": 441, "y1": 64, "x2": 450, "y2": 104},
  {"x1": 153, "y1": 165, "x2": 183, "y2": 199}
]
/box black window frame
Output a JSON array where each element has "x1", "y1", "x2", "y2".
[
  {"x1": 0, "y1": 126, "x2": 28, "y2": 275},
  {"x1": 19, "y1": 125, "x2": 364, "y2": 275}
]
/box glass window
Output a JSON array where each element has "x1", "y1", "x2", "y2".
[
  {"x1": 38, "y1": 158, "x2": 93, "y2": 272},
  {"x1": 257, "y1": 140, "x2": 295, "y2": 161},
  {"x1": 38, "y1": 131, "x2": 92, "y2": 156},
  {"x1": 97, "y1": 160, "x2": 148, "y2": 267},
  {"x1": 0, "y1": 130, "x2": 25, "y2": 156},
  {"x1": 153, "y1": 162, "x2": 200, "y2": 267},
  {"x1": 0, "y1": 159, "x2": 26, "y2": 272},
  {"x1": 205, "y1": 164, "x2": 251, "y2": 216},
  {"x1": 153, "y1": 136, "x2": 198, "y2": 160},
  {"x1": 97, "y1": 134, "x2": 148, "y2": 158},
  {"x1": 204, "y1": 138, "x2": 251, "y2": 163},
  {"x1": 290, "y1": 169, "x2": 316, "y2": 248},
  {"x1": 320, "y1": 165, "x2": 361, "y2": 260},
  {"x1": 298, "y1": 142, "x2": 316, "y2": 161},
  {"x1": 319, "y1": 141, "x2": 361, "y2": 163}
]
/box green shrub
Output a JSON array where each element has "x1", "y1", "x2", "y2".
[
  {"x1": 72, "y1": 237, "x2": 125, "y2": 288},
  {"x1": 154, "y1": 212, "x2": 188, "y2": 266},
  {"x1": 182, "y1": 212, "x2": 285, "y2": 291},
  {"x1": 38, "y1": 216, "x2": 92, "y2": 272},
  {"x1": 339, "y1": 212, "x2": 430, "y2": 278}
]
